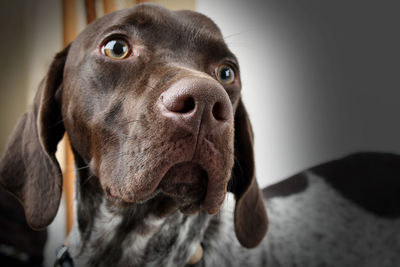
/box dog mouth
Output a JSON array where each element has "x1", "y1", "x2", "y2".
[
  {"x1": 158, "y1": 162, "x2": 208, "y2": 214},
  {"x1": 101, "y1": 131, "x2": 234, "y2": 215},
  {"x1": 104, "y1": 160, "x2": 214, "y2": 214}
]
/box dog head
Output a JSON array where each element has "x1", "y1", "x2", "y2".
[{"x1": 0, "y1": 4, "x2": 267, "y2": 248}]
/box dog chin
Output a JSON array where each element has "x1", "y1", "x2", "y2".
[
  {"x1": 158, "y1": 162, "x2": 209, "y2": 211},
  {"x1": 103, "y1": 162, "x2": 210, "y2": 212}
]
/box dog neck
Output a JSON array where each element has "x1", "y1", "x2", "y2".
[{"x1": 67, "y1": 159, "x2": 211, "y2": 267}]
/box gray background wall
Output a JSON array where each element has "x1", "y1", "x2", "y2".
[
  {"x1": 0, "y1": 0, "x2": 63, "y2": 153},
  {"x1": 198, "y1": 0, "x2": 400, "y2": 187}
]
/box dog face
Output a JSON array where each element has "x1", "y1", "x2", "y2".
[
  {"x1": 0, "y1": 4, "x2": 267, "y2": 248},
  {"x1": 63, "y1": 5, "x2": 240, "y2": 215}
]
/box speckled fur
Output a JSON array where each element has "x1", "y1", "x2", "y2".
[
  {"x1": 265, "y1": 172, "x2": 400, "y2": 267},
  {"x1": 68, "y1": 170, "x2": 400, "y2": 267},
  {"x1": 68, "y1": 192, "x2": 272, "y2": 267}
]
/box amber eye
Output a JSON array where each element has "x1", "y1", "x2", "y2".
[
  {"x1": 101, "y1": 39, "x2": 130, "y2": 59},
  {"x1": 216, "y1": 64, "x2": 235, "y2": 85}
]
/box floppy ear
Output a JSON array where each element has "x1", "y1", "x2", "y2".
[
  {"x1": 0, "y1": 45, "x2": 69, "y2": 230},
  {"x1": 229, "y1": 99, "x2": 268, "y2": 248}
]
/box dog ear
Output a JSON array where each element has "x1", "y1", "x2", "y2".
[
  {"x1": 229, "y1": 99, "x2": 268, "y2": 248},
  {"x1": 0, "y1": 45, "x2": 69, "y2": 230}
]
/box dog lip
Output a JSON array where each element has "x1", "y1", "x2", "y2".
[
  {"x1": 104, "y1": 186, "x2": 132, "y2": 207},
  {"x1": 157, "y1": 158, "x2": 231, "y2": 216},
  {"x1": 158, "y1": 162, "x2": 208, "y2": 204},
  {"x1": 200, "y1": 173, "x2": 229, "y2": 215},
  {"x1": 103, "y1": 130, "x2": 232, "y2": 212}
]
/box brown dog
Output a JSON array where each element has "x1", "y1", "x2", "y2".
[
  {"x1": 0, "y1": 3, "x2": 267, "y2": 266},
  {"x1": 3, "y1": 3, "x2": 399, "y2": 267}
]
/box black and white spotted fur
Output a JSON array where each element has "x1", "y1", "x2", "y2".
[{"x1": 68, "y1": 152, "x2": 400, "y2": 266}]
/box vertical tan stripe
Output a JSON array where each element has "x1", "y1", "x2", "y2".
[
  {"x1": 103, "y1": 0, "x2": 117, "y2": 14},
  {"x1": 63, "y1": 138, "x2": 75, "y2": 235},
  {"x1": 62, "y1": 0, "x2": 78, "y2": 45},
  {"x1": 85, "y1": 0, "x2": 97, "y2": 24},
  {"x1": 62, "y1": 0, "x2": 78, "y2": 236}
]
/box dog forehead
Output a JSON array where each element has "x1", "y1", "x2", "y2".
[
  {"x1": 70, "y1": 4, "x2": 228, "y2": 57},
  {"x1": 119, "y1": 4, "x2": 224, "y2": 39}
]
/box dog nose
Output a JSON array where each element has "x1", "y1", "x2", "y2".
[{"x1": 159, "y1": 77, "x2": 233, "y2": 133}]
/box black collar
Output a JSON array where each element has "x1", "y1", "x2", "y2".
[{"x1": 54, "y1": 245, "x2": 74, "y2": 267}]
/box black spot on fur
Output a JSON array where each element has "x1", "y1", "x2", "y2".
[
  {"x1": 311, "y1": 152, "x2": 400, "y2": 218},
  {"x1": 263, "y1": 173, "x2": 308, "y2": 199}
]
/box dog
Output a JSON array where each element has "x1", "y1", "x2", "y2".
[{"x1": 0, "y1": 3, "x2": 399, "y2": 267}]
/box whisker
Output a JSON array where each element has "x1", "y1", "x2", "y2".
[
  {"x1": 103, "y1": 151, "x2": 130, "y2": 167},
  {"x1": 81, "y1": 174, "x2": 95, "y2": 187},
  {"x1": 144, "y1": 84, "x2": 156, "y2": 90},
  {"x1": 224, "y1": 42, "x2": 250, "y2": 49},
  {"x1": 228, "y1": 157, "x2": 243, "y2": 194},
  {"x1": 102, "y1": 134, "x2": 120, "y2": 145},
  {"x1": 75, "y1": 165, "x2": 91, "y2": 171},
  {"x1": 51, "y1": 118, "x2": 65, "y2": 127},
  {"x1": 223, "y1": 31, "x2": 247, "y2": 41}
]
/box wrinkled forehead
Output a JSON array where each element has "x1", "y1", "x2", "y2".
[{"x1": 70, "y1": 4, "x2": 236, "y2": 63}]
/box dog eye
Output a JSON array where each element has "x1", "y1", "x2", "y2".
[
  {"x1": 216, "y1": 64, "x2": 235, "y2": 85},
  {"x1": 102, "y1": 39, "x2": 130, "y2": 59}
]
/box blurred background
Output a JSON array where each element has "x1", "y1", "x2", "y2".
[{"x1": 0, "y1": 0, "x2": 399, "y2": 266}]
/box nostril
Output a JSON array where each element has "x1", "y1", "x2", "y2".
[
  {"x1": 180, "y1": 97, "x2": 195, "y2": 113},
  {"x1": 212, "y1": 102, "x2": 227, "y2": 121},
  {"x1": 162, "y1": 93, "x2": 196, "y2": 114}
]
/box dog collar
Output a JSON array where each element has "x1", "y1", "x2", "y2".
[
  {"x1": 54, "y1": 245, "x2": 74, "y2": 267},
  {"x1": 188, "y1": 243, "x2": 204, "y2": 265}
]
